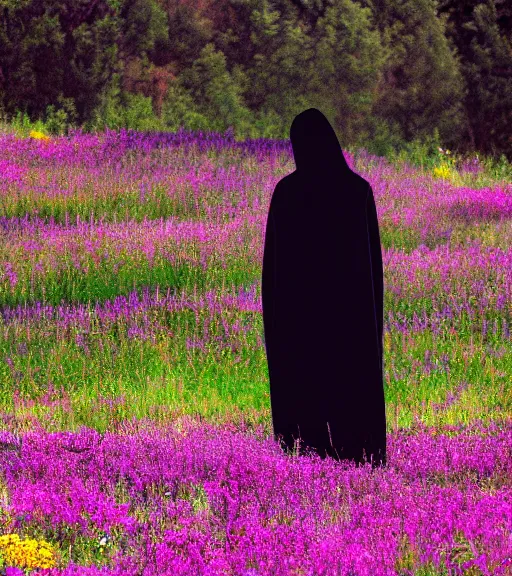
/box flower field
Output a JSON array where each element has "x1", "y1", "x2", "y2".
[{"x1": 0, "y1": 128, "x2": 511, "y2": 575}]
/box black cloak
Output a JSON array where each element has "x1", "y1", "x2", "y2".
[{"x1": 262, "y1": 108, "x2": 386, "y2": 468}]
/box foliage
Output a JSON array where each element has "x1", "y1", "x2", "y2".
[
  {"x1": 438, "y1": 0, "x2": 512, "y2": 159},
  {"x1": 0, "y1": 0, "x2": 510, "y2": 157},
  {"x1": 85, "y1": 73, "x2": 126, "y2": 132},
  {"x1": 370, "y1": 0, "x2": 466, "y2": 150},
  {"x1": 310, "y1": 0, "x2": 386, "y2": 148},
  {"x1": 179, "y1": 42, "x2": 253, "y2": 137}
]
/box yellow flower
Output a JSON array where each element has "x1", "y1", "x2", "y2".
[
  {"x1": 29, "y1": 130, "x2": 50, "y2": 141},
  {"x1": 433, "y1": 163, "x2": 452, "y2": 180},
  {"x1": 0, "y1": 533, "x2": 56, "y2": 570},
  {"x1": 433, "y1": 161, "x2": 464, "y2": 185},
  {"x1": 384, "y1": 332, "x2": 391, "y2": 353}
]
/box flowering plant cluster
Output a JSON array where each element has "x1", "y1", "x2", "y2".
[
  {"x1": 0, "y1": 533, "x2": 56, "y2": 572},
  {"x1": 28, "y1": 130, "x2": 50, "y2": 141},
  {"x1": 433, "y1": 147, "x2": 462, "y2": 184},
  {"x1": 0, "y1": 130, "x2": 510, "y2": 574}
]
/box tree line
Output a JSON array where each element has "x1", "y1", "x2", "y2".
[{"x1": 0, "y1": 0, "x2": 511, "y2": 159}]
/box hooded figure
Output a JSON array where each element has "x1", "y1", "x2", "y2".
[{"x1": 262, "y1": 108, "x2": 386, "y2": 468}]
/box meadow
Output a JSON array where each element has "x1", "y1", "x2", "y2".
[{"x1": 0, "y1": 127, "x2": 511, "y2": 575}]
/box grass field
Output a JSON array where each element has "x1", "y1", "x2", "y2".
[{"x1": 0, "y1": 128, "x2": 511, "y2": 575}]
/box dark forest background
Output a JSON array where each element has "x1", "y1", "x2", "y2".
[{"x1": 0, "y1": 0, "x2": 511, "y2": 160}]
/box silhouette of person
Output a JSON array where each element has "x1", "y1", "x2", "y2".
[{"x1": 262, "y1": 108, "x2": 386, "y2": 469}]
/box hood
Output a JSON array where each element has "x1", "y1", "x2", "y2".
[{"x1": 290, "y1": 108, "x2": 350, "y2": 175}]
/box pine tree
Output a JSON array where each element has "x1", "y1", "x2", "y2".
[
  {"x1": 178, "y1": 42, "x2": 252, "y2": 135},
  {"x1": 438, "y1": 0, "x2": 512, "y2": 158},
  {"x1": 310, "y1": 0, "x2": 386, "y2": 147},
  {"x1": 370, "y1": 0, "x2": 466, "y2": 149}
]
